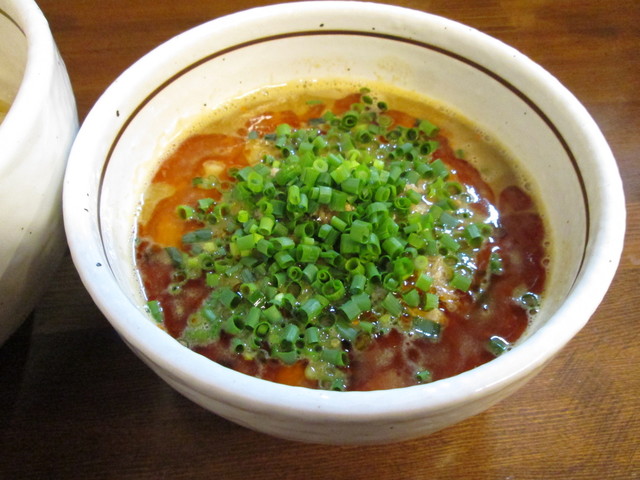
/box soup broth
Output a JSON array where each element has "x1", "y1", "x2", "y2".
[
  {"x1": 135, "y1": 81, "x2": 548, "y2": 391},
  {"x1": 0, "y1": 99, "x2": 10, "y2": 124}
]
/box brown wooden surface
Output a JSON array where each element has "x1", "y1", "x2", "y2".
[{"x1": 1, "y1": 1, "x2": 638, "y2": 478}]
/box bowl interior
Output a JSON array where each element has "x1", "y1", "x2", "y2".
[{"x1": 100, "y1": 30, "x2": 586, "y2": 344}]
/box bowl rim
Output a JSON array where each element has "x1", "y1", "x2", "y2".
[
  {"x1": 63, "y1": 1, "x2": 626, "y2": 420},
  {"x1": 0, "y1": 0, "x2": 58, "y2": 170}
]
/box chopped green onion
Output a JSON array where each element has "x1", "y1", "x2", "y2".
[
  {"x1": 219, "y1": 287, "x2": 241, "y2": 308},
  {"x1": 487, "y1": 335, "x2": 511, "y2": 356},
  {"x1": 418, "y1": 118, "x2": 439, "y2": 136},
  {"x1": 402, "y1": 289, "x2": 421, "y2": 307},
  {"x1": 415, "y1": 273, "x2": 433, "y2": 292},
  {"x1": 263, "y1": 305, "x2": 283, "y2": 324},
  {"x1": 349, "y1": 274, "x2": 367, "y2": 294},
  {"x1": 439, "y1": 233, "x2": 460, "y2": 253},
  {"x1": 382, "y1": 236, "x2": 405, "y2": 257},
  {"x1": 182, "y1": 229, "x2": 213, "y2": 244},
  {"x1": 304, "y1": 326, "x2": 320, "y2": 345},
  {"x1": 339, "y1": 298, "x2": 363, "y2": 321},
  {"x1": 414, "y1": 318, "x2": 441, "y2": 342},
  {"x1": 416, "y1": 369, "x2": 433, "y2": 383},
  {"x1": 424, "y1": 293, "x2": 439, "y2": 311},
  {"x1": 450, "y1": 272, "x2": 472, "y2": 292},
  {"x1": 393, "y1": 257, "x2": 414, "y2": 280},
  {"x1": 322, "y1": 348, "x2": 349, "y2": 367},
  {"x1": 299, "y1": 297, "x2": 324, "y2": 322},
  {"x1": 382, "y1": 292, "x2": 403, "y2": 316},
  {"x1": 146, "y1": 300, "x2": 163, "y2": 323}
]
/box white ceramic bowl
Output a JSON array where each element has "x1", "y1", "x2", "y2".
[
  {"x1": 0, "y1": 0, "x2": 77, "y2": 345},
  {"x1": 63, "y1": 2, "x2": 625, "y2": 444}
]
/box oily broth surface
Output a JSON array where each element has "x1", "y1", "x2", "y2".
[
  {"x1": 138, "y1": 79, "x2": 548, "y2": 282},
  {"x1": 142, "y1": 80, "x2": 533, "y2": 216},
  {"x1": 135, "y1": 79, "x2": 549, "y2": 390}
]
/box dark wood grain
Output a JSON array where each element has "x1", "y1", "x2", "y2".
[{"x1": 1, "y1": 1, "x2": 638, "y2": 478}]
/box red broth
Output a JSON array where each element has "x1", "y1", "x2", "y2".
[{"x1": 135, "y1": 84, "x2": 547, "y2": 391}]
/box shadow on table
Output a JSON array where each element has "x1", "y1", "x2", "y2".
[
  {"x1": 0, "y1": 314, "x2": 34, "y2": 428},
  {"x1": 0, "y1": 312, "x2": 496, "y2": 480}
]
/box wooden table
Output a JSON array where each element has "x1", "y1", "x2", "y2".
[{"x1": 1, "y1": 1, "x2": 637, "y2": 478}]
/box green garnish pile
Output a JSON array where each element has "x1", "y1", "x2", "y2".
[{"x1": 148, "y1": 90, "x2": 496, "y2": 390}]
